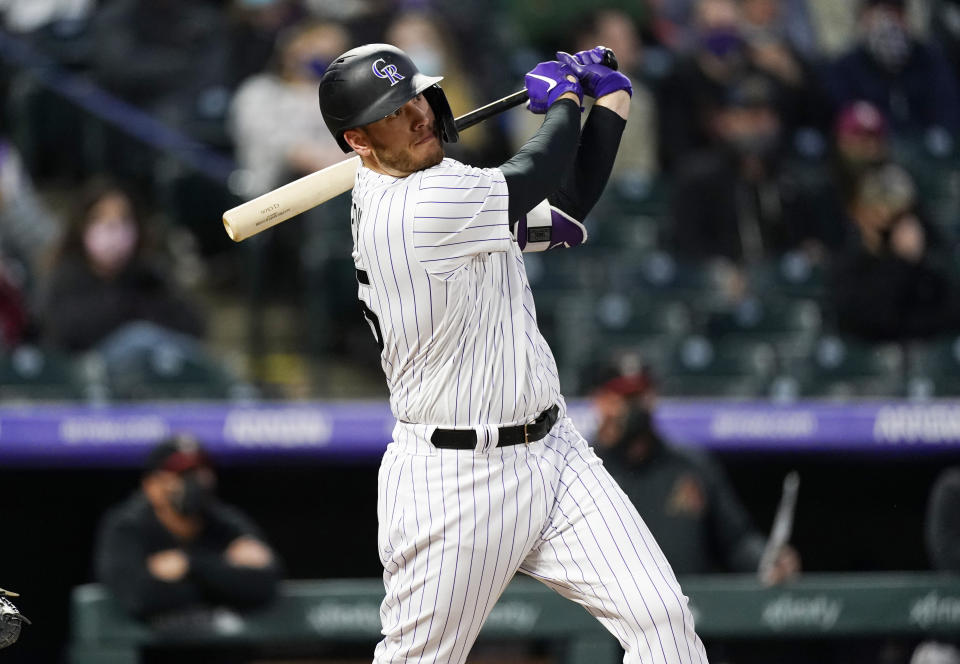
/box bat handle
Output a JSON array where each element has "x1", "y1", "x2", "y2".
[{"x1": 454, "y1": 90, "x2": 528, "y2": 132}]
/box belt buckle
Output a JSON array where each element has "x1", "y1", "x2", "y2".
[{"x1": 523, "y1": 421, "x2": 531, "y2": 445}]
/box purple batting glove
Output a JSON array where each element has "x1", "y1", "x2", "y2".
[
  {"x1": 557, "y1": 46, "x2": 633, "y2": 99},
  {"x1": 524, "y1": 61, "x2": 583, "y2": 114}
]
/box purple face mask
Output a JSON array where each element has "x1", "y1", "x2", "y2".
[{"x1": 701, "y1": 27, "x2": 744, "y2": 59}]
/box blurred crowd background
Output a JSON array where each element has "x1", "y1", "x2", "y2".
[
  {"x1": 2, "y1": 1, "x2": 960, "y2": 663},
  {"x1": 0, "y1": 0, "x2": 958, "y2": 402}
]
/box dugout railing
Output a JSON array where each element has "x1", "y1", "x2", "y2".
[{"x1": 69, "y1": 572, "x2": 960, "y2": 664}]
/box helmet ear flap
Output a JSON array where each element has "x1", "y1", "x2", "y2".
[{"x1": 423, "y1": 86, "x2": 459, "y2": 144}]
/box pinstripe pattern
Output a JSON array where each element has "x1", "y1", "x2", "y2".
[
  {"x1": 353, "y1": 158, "x2": 707, "y2": 663},
  {"x1": 375, "y1": 419, "x2": 708, "y2": 663},
  {"x1": 352, "y1": 158, "x2": 559, "y2": 429}
]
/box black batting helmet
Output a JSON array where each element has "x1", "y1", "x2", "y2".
[{"x1": 319, "y1": 43, "x2": 459, "y2": 153}]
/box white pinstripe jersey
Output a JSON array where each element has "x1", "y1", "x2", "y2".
[{"x1": 351, "y1": 157, "x2": 563, "y2": 428}]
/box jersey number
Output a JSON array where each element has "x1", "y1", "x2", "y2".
[{"x1": 359, "y1": 301, "x2": 385, "y2": 351}]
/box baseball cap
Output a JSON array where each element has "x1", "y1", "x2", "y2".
[
  {"x1": 144, "y1": 434, "x2": 212, "y2": 474},
  {"x1": 835, "y1": 101, "x2": 888, "y2": 138}
]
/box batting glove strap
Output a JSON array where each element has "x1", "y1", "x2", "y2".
[
  {"x1": 515, "y1": 199, "x2": 588, "y2": 252},
  {"x1": 524, "y1": 61, "x2": 583, "y2": 114},
  {"x1": 557, "y1": 48, "x2": 633, "y2": 99}
]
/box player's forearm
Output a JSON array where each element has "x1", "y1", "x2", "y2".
[
  {"x1": 548, "y1": 104, "x2": 627, "y2": 221},
  {"x1": 500, "y1": 99, "x2": 581, "y2": 222},
  {"x1": 595, "y1": 90, "x2": 631, "y2": 120}
]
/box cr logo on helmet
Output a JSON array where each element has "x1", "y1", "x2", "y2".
[{"x1": 372, "y1": 58, "x2": 405, "y2": 86}]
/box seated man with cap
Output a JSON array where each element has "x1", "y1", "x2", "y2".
[{"x1": 94, "y1": 434, "x2": 282, "y2": 620}]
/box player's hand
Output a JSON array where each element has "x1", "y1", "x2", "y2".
[
  {"x1": 760, "y1": 544, "x2": 801, "y2": 586},
  {"x1": 147, "y1": 549, "x2": 190, "y2": 581},
  {"x1": 524, "y1": 61, "x2": 583, "y2": 114},
  {"x1": 557, "y1": 46, "x2": 633, "y2": 99}
]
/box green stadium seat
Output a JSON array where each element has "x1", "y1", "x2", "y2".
[
  {"x1": 103, "y1": 342, "x2": 250, "y2": 401},
  {"x1": 0, "y1": 345, "x2": 93, "y2": 401},
  {"x1": 658, "y1": 335, "x2": 777, "y2": 398},
  {"x1": 747, "y1": 251, "x2": 827, "y2": 300},
  {"x1": 905, "y1": 335, "x2": 960, "y2": 399},
  {"x1": 781, "y1": 335, "x2": 906, "y2": 399},
  {"x1": 705, "y1": 296, "x2": 822, "y2": 361},
  {"x1": 891, "y1": 133, "x2": 960, "y2": 237}
]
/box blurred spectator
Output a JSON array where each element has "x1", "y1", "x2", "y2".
[
  {"x1": 384, "y1": 9, "x2": 498, "y2": 163},
  {"x1": 669, "y1": 74, "x2": 841, "y2": 267},
  {"x1": 40, "y1": 179, "x2": 205, "y2": 353},
  {"x1": 739, "y1": 0, "x2": 818, "y2": 60},
  {"x1": 592, "y1": 370, "x2": 801, "y2": 582},
  {"x1": 505, "y1": 0, "x2": 648, "y2": 56},
  {"x1": 574, "y1": 8, "x2": 660, "y2": 183},
  {"x1": 822, "y1": 0, "x2": 960, "y2": 136},
  {"x1": 229, "y1": 19, "x2": 350, "y2": 197},
  {"x1": 225, "y1": 0, "x2": 305, "y2": 89},
  {"x1": 738, "y1": 0, "x2": 830, "y2": 133},
  {"x1": 931, "y1": 0, "x2": 960, "y2": 84},
  {"x1": 88, "y1": 0, "x2": 232, "y2": 137},
  {"x1": 657, "y1": 0, "x2": 749, "y2": 169},
  {"x1": 912, "y1": 467, "x2": 960, "y2": 664},
  {"x1": 926, "y1": 466, "x2": 960, "y2": 573},
  {"x1": 0, "y1": 137, "x2": 61, "y2": 348},
  {"x1": 0, "y1": 138, "x2": 61, "y2": 295},
  {"x1": 0, "y1": 0, "x2": 94, "y2": 34},
  {"x1": 830, "y1": 163, "x2": 960, "y2": 342},
  {"x1": 94, "y1": 434, "x2": 281, "y2": 620},
  {"x1": 830, "y1": 100, "x2": 892, "y2": 205}
]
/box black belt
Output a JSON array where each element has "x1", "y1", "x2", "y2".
[{"x1": 430, "y1": 404, "x2": 560, "y2": 449}]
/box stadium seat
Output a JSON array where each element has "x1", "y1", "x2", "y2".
[
  {"x1": 780, "y1": 335, "x2": 906, "y2": 399},
  {"x1": 747, "y1": 251, "x2": 827, "y2": 300},
  {"x1": 891, "y1": 133, "x2": 960, "y2": 237},
  {"x1": 0, "y1": 345, "x2": 92, "y2": 401},
  {"x1": 704, "y1": 295, "x2": 821, "y2": 361},
  {"x1": 658, "y1": 335, "x2": 777, "y2": 398},
  {"x1": 905, "y1": 335, "x2": 960, "y2": 399}
]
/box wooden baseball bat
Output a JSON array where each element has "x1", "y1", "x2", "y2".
[{"x1": 222, "y1": 89, "x2": 528, "y2": 242}]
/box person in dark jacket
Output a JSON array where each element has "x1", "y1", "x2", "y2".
[
  {"x1": 830, "y1": 163, "x2": 960, "y2": 342},
  {"x1": 822, "y1": 0, "x2": 960, "y2": 135},
  {"x1": 592, "y1": 370, "x2": 801, "y2": 582},
  {"x1": 94, "y1": 434, "x2": 281, "y2": 620},
  {"x1": 927, "y1": 466, "x2": 960, "y2": 574},
  {"x1": 41, "y1": 179, "x2": 204, "y2": 353},
  {"x1": 669, "y1": 73, "x2": 841, "y2": 265}
]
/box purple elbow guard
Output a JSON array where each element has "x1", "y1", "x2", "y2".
[{"x1": 515, "y1": 201, "x2": 588, "y2": 252}]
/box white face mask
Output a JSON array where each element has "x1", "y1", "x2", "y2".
[
  {"x1": 864, "y1": 12, "x2": 911, "y2": 71},
  {"x1": 83, "y1": 218, "x2": 138, "y2": 275}
]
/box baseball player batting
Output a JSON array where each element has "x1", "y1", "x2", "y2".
[{"x1": 317, "y1": 43, "x2": 709, "y2": 663}]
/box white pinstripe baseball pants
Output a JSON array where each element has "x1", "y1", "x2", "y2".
[{"x1": 374, "y1": 416, "x2": 709, "y2": 663}]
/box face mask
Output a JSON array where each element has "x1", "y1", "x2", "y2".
[
  {"x1": 83, "y1": 219, "x2": 137, "y2": 273},
  {"x1": 171, "y1": 473, "x2": 214, "y2": 517},
  {"x1": 730, "y1": 127, "x2": 781, "y2": 156},
  {"x1": 864, "y1": 13, "x2": 911, "y2": 71},
  {"x1": 700, "y1": 27, "x2": 744, "y2": 59},
  {"x1": 405, "y1": 47, "x2": 443, "y2": 76},
  {"x1": 302, "y1": 55, "x2": 331, "y2": 79}
]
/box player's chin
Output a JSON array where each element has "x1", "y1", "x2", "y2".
[{"x1": 417, "y1": 141, "x2": 444, "y2": 169}]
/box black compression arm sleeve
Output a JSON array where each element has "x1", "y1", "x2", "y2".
[
  {"x1": 501, "y1": 99, "x2": 581, "y2": 222},
  {"x1": 549, "y1": 105, "x2": 627, "y2": 221}
]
